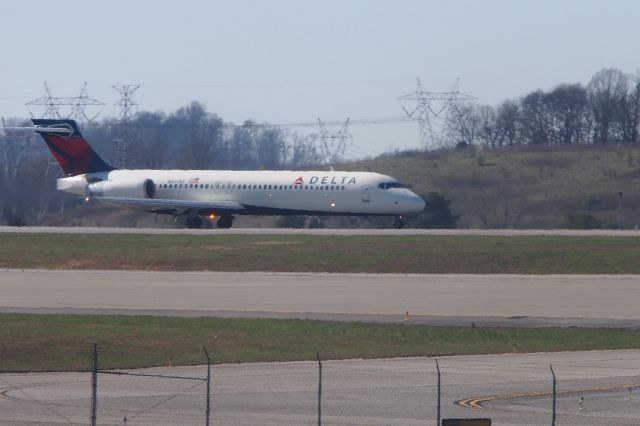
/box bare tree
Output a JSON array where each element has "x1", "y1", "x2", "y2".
[
  {"x1": 545, "y1": 83, "x2": 589, "y2": 145},
  {"x1": 495, "y1": 100, "x2": 520, "y2": 146},
  {"x1": 445, "y1": 102, "x2": 481, "y2": 146},
  {"x1": 288, "y1": 134, "x2": 321, "y2": 168},
  {"x1": 519, "y1": 90, "x2": 551, "y2": 145},
  {"x1": 255, "y1": 125, "x2": 288, "y2": 170},
  {"x1": 128, "y1": 112, "x2": 168, "y2": 169},
  {"x1": 476, "y1": 105, "x2": 501, "y2": 147},
  {"x1": 621, "y1": 72, "x2": 640, "y2": 144},
  {"x1": 588, "y1": 68, "x2": 629, "y2": 144},
  {"x1": 167, "y1": 102, "x2": 224, "y2": 169}
]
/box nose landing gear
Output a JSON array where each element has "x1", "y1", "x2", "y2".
[{"x1": 393, "y1": 215, "x2": 405, "y2": 229}]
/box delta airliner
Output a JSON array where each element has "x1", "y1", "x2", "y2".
[{"x1": 33, "y1": 119, "x2": 425, "y2": 228}]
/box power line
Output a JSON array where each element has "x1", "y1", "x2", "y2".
[
  {"x1": 315, "y1": 118, "x2": 353, "y2": 165},
  {"x1": 112, "y1": 84, "x2": 140, "y2": 168},
  {"x1": 25, "y1": 82, "x2": 105, "y2": 121},
  {"x1": 222, "y1": 116, "x2": 413, "y2": 129},
  {"x1": 397, "y1": 78, "x2": 476, "y2": 149}
]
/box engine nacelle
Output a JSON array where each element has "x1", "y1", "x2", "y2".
[{"x1": 86, "y1": 178, "x2": 155, "y2": 199}]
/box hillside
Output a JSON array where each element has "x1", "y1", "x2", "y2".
[
  {"x1": 30, "y1": 145, "x2": 640, "y2": 229},
  {"x1": 352, "y1": 145, "x2": 640, "y2": 229}
]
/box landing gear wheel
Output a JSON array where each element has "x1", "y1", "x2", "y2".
[
  {"x1": 217, "y1": 214, "x2": 233, "y2": 229},
  {"x1": 186, "y1": 216, "x2": 203, "y2": 229},
  {"x1": 393, "y1": 215, "x2": 405, "y2": 229}
]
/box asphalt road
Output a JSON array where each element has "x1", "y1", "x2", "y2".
[
  {"x1": 2, "y1": 225, "x2": 640, "y2": 236},
  {"x1": 3, "y1": 350, "x2": 640, "y2": 425},
  {"x1": 2, "y1": 270, "x2": 640, "y2": 327}
]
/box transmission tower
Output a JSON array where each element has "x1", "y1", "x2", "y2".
[
  {"x1": 26, "y1": 82, "x2": 105, "y2": 121},
  {"x1": 315, "y1": 118, "x2": 352, "y2": 165},
  {"x1": 112, "y1": 84, "x2": 140, "y2": 168},
  {"x1": 397, "y1": 78, "x2": 476, "y2": 149}
]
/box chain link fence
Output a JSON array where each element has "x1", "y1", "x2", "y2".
[{"x1": 2, "y1": 345, "x2": 640, "y2": 425}]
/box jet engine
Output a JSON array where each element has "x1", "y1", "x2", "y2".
[{"x1": 86, "y1": 178, "x2": 155, "y2": 199}]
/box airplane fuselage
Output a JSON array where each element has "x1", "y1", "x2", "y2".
[{"x1": 58, "y1": 169, "x2": 425, "y2": 217}]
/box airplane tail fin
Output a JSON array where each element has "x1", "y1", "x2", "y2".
[{"x1": 32, "y1": 119, "x2": 115, "y2": 176}]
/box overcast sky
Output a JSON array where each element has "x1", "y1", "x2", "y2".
[{"x1": 1, "y1": 0, "x2": 639, "y2": 157}]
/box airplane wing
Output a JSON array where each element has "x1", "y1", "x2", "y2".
[{"x1": 96, "y1": 197, "x2": 246, "y2": 215}]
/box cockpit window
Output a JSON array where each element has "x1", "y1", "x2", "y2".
[{"x1": 378, "y1": 181, "x2": 404, "y2": 190}]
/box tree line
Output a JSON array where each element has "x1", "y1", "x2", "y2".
[
  {"x1": 446, "y1": 68, "x2": 640, "y2": 147},
  {"x1": 86, "y1": 101, "x2": 324, "y2": 171},
  {"x1": 0, "y1": 101, "x2": 325, "y2": 225},
  {"x1": 1, "y1": 67, "x2": 639, "y2": 226}
]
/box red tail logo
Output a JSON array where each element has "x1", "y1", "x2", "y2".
[{"x1": 32, "y1": 119, "x2": 115, "y2": 176}]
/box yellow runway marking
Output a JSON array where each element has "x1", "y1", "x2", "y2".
[{"x1": 456, "y1": 383, "x2": 640, "y2": 409}]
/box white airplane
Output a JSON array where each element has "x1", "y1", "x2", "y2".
[{"x1": 32, "y1": 119, "x2": 425, "y2": 229}]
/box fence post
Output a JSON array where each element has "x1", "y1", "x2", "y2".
[
  {"x1": 204, "y1": 347, "x2": 212, "y2": 426},
  {"x1": 90, "y1": 343, "x2": 98, "y2": 426},
  {"x1": 435, "y1": 358, "x2": 441, "y2": 426},
  {"x1": 317, "y1": 352, "x2": 322, "y2": 426},
  {"x1": 550, "y1": 364, "x2": 556, "y2": 426}
]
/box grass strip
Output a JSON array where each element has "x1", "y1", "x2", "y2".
[
  {"x1": 1, "y1": 314, "x2": 640, "y2": 372},
  {"x1": 1, "y1": 233, "x2": 640, "y2": 274}
]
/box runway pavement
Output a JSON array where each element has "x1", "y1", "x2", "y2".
[
  {"x1": 3, "y1": 230, "x2": 640, "y2": 424},
  {"x1": 3, "y1": 225, "x2": 640, "y2": 236},
  {"x1": 1, "y1": 269, "x2": 640, "y2": 327},
  {"x1": 2, "y1": 350, "x2": 640, "y2": 425}
]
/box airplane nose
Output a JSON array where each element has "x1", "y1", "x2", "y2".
[{"x1": 402, "y1": 191, "x2": 425, "y2": 212}]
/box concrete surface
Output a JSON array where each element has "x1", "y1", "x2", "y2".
[
  {"x1": 3, "y1": 225, "x2": 640, "y2": 236},
  {"x1": 1, "y1": 270, "x2": 640, "y2": 327},
  {"x1": 2, "y1": 350, "x2": 640, "y2": 425}
]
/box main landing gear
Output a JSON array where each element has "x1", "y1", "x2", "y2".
[
  {"x1": 184, "y1": 214, "x2": 234, "y2": 229},
  {"x1": 393, "y1": 215, "x2": 405, "y2": 229},
  {"x1": 185, "y1": 216, "x2": 203, "y2": 229},
  {"x1": 216, "y1": 214, "x2": 233, "y2": 229}
]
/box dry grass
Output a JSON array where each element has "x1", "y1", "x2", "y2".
[{"x1": 352, "y1": 145, "x2": 640, "y2": 229}]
